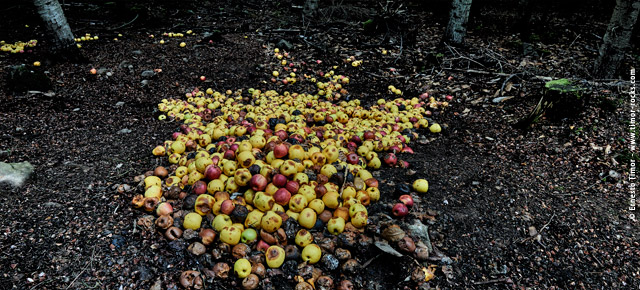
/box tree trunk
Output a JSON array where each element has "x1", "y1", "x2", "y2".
[
  {"x1": 515, "y1": 0, "x2": 533, "y2": 41},
  {"x1": 33, "y1": 0, "x2": 77, "y2": 54},
  {"x1": 593, "y1": 0, "x2": 640, "y2": 79},
  {"x1": 443, "y1": 0, "x2": 473, "y2": 45}
]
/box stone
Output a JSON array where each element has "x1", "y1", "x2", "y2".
[
  {"x1": 5, "y1": 65, "x2": 51, "y2": 94},
  {"x1": 0, "y1": 162, "x2": 34, "y2": 187},
  {"x1": 141, "y1": 70, "x2": 155, "y2": 78}
]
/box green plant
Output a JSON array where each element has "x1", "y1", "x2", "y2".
[{"x1": 616, "y1": 149, "x2": 640, "y2": 163}]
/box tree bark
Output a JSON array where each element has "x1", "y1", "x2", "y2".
[
  {"x1": 515, "y1": 0, "x2": 533, "y2": 41},
  {"x1": 593, "y1": 0, "x2": 640, "y2": 79},
  {"x1": 33, "y1": 0, "x2": 77, "y2": 55},
  {"x1": 443, "y1": 0, "x2": 473, "y2": 45}
]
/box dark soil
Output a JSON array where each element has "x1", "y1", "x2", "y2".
[{"x1": 1, "y1": 0, "x2": 638, "y2": 289}]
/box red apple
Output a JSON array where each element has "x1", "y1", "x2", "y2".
[
  {"x1": 156, "y1": 202, "x2": 174, "y2": 216},
  {"x1": 384, "y1": 153, "x2": 398, "y2": 167},
  {"x1": 392, "y1": 203, "x2": 408, "y2": 217},
  {"x1": 273, "y1": 143, "x2": 288, "y2": 159},
  {"x1": 285, "y1": 181, "x2": 299, "y2": 194},
  {"x1": 389, "y1": 145, "x2": 402, "y2": 154},
  {"x1": 204, "y1": 165, "x2": 222, "y2": 180},
  {"x1": 346, "y1": 153, "x2": 360, "y2": 165},
  {"x1": 224, "y1": 149, "x2": 236, "y2": 160},
  {"x1": 193, "y1": 180, "x2": 208, "y2": 195},
  {"x1": 274, "y1": 130, "x2": 288, "y2": 141},
  {"x1": 256, "y1": 240, "x2": 270, "y2": 252},
  {"x1": 272, "y1": 174, "x2": 288, "y2": 188},
  {"x1": 273, "y1": 188, "x2": 292, "y2": 205},
  {"x1": 363, "y1": 131, "x2": 375, "y2": 140},
  {"x1": 220, "y1": 199, "x2": 236, "y2": 215},
  {"x1": 402, "y1": 146, "x2": 414, "y2": 154},
  {"x1": 314, "y1": 184, "x2": 327, "y2": 197},
  {"x1": 250, "y1": 174, "x2": 268, "y2": 192},
  {"x1": 398, "y1": 195, "x2": 414, "y2": 207}
]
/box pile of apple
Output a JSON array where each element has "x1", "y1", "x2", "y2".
[
  {"x1": 0, "y1": 39, "x2": 37, "y2": 54},
  {"x1": 130, "y1": 49, "x2": 451, "y2": 288}
]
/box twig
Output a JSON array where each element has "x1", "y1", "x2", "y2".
[
  {"x1": 569, "y1": 33, "x2": 581, "y2": 48},
  {"x1": 539, "y1": 213, "x2": 556, "y2": 233},
  {"x1": 553, "y1": 174, "x2": 611, "y2": 197},
  {"x1": 29, "y1": 276, "x2": 60, "y2": 290},
  {"x1": 393, "y1": 35, "x2": 403, "y2": 64},
  {"x1": 107, "y1": 14, "x2": 139, "y2": 31},
  {"x1": 361, "y1": 254, "x2": 381, "y2": 268},
  {"x1": 473, "y1": 277, "x2": 513, "y2": 285},
  {"x1": 499, "y1": 73, "x2": 521, "y2": 95},
  {"x1": 66, "y1": 247, "x2": 96, "y2": 289},
  {"x1": 338, "y1": 165, "x2": 348, "y2": 196}
]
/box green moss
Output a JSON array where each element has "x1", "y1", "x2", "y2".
[{"x1": 545, "y1": 79, "x2": 584, "y2": 96}]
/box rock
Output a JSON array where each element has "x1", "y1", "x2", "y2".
[
  {"x1": 188, "y1": 242, "x2": 207, "y2": 255},
  {"x1": 0, "y1": 161, "x2": 34, "y2": 187},
  {"x1": 492, "y1": 96, "x2": 513, "y2": 103},
  {"x1": 115, "y1": 101, "x2": 125, "y2": 107},
  {"x1": 5, "y1": 65, "x2": 51, "y2": 94},
  {"x1": 149, "y1": 279, "x2": 162, "y2": 290},
  {"x1": 320, "y1": 254, "x2": 339, "y2": 270},
  {"x1": 182, "y1": 229, "x2": 199, "y2": 240},
  {"x1": 137, "y1": 265, "x2": 153, "y2": 281},
  {"x1": 276, "y1": 39, "x2": 294, "y2": 50},
  {"x1": 117, "y1": 128, "x2": 132, "y2": 134},
  {"x1": 112, "y1": 235, "x2": 126, "y2": 249},
  {"x1": 43, "y1": 202, "x2": 63, "y2": 208},
  {"x1": 141, "y1": 70, "x2": 155, "y2": 78},
  {"x1": 608, "y1": 170, "x2": 621, "y2": 180},
  {"x1": 141, "y1": 80, "x2": 150, "y2": 86}
]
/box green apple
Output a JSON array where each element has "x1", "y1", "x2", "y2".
[
  {"x1": 298, "y1": 208, "x2": 317, "y2": 229},
  {"x1": 183, "y1": 212, "x2": 202, "y2": 230},
  {"x1": 241, "y1": 228, "x2": 258, "y2": 244},
  {"x1": 413, "y1": 179, "x2": 429, "y2": 193},
  {"x1": 351, "y1": 211, "x2": 368, "y2": 228},
  {"x1": 348, "y1": 203, "x2": 367, "y2": 218},
  {"x1": 265, "y1": 245, "x2": 285, "y2": 268},
  {"x1": 234, "y1": 258, "x2": 252, "y2": 278},
  {"x1": 244, "y1": 210, "x2": 264, "y2": 229},
  {"x1": 212, "y1": 214, "x2": 232, "y2": 232},
  {"x1": 288, "y1": 194, "x2": 308, "y2": 213},
  {"x1": 301, "y1": 244, "x2": 322, "y2": 264},
  {"x1": 327, "y1": 217, "x2": 345, "y2": 235},
  {"x1": 295, "y1": 229, "x2": 314, "y2": 247},
  {"x1": 220, "y1": 225, "x2": 242, "y2": 245},
  {"x1": 260, "y1": 211, "x2": 282, "y2": 233}
]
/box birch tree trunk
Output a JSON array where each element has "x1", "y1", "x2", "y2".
[
  {"x1": 593, "y1": 0, "x2": 640, "y2": 78},
  {"x1": 443, "y1": 0, "x2": 473, "y2": 45},
  {"x1": 33, "y1": 0, "x2": 76, "y2": 54}
]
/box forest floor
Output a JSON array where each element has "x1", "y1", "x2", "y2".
[{"x1": 0, "y1": 0, "x2": 638, "y2": 289}]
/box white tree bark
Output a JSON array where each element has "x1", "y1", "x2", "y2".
[
  {"x1": 33, "y1": 0, "x2": 76, "y2": 53},
  {"x1": 444, "y1": 0, "x2": 473, "y2": 45},
  {"x1": 594, "y1": 0, "x2": 640, "y2": 78}
]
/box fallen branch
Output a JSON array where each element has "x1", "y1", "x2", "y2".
[
  {"x1": 107, "y1": 14, "x2": 139, "y2": 31},
  {"x1": 445, "y1": 68, "x2": 631, "y2": 88},
  {"x1": 473, "y1": 277, "x2": 513, "y2": 285}
]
